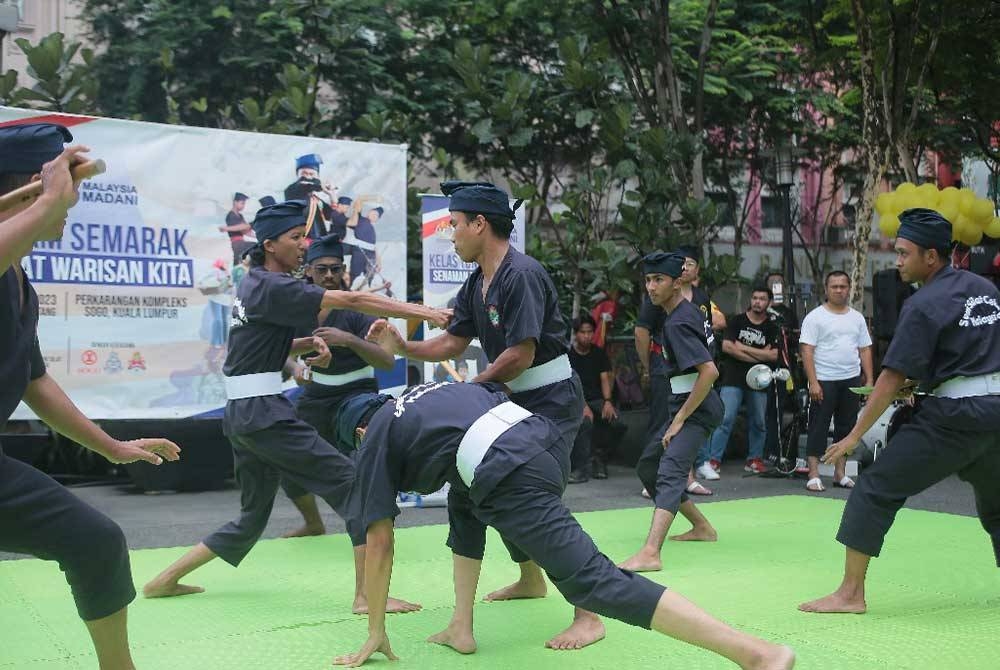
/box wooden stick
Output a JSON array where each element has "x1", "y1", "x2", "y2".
[
  {"x1": 439, "y1": 359, "x2": 465, "y2": 382},
  {"x1": 0, "y1": 159, "x2": 106, "y2": 213}
]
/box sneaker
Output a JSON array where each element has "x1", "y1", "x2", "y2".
[
  {"x1": 697, "y1": 462, "x2": 721, "y2": 481},
  {"x1": 568, "y1": 470, "x2": 590, "y2": 484},
  {"x1": 744, "y1": 458, "x2": 768, "y2": 474},
  {"x1": 709, "y1": 458, "x2": 722, "y2": 472}
]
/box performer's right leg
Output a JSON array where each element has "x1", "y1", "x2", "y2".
[{"x1": 144, "y1": 437, "x2": 278, "y2": 597}]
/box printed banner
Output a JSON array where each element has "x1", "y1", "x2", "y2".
[
  {"x1": 2, "y1": 107, "x2": 408, "y2": 419},
  {"x1": 419, "y1": 195, "x2": 525, "y2": 383}
]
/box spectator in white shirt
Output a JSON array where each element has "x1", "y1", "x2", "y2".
[{"x1": 799, "y1": 271, "x2": 874, "y2": 492}]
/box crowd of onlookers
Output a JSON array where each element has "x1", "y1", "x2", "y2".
[{"x1": 565, "y1": 253, "x2": 877, "y2": 495}]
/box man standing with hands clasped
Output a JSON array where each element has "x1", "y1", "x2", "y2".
[{"x1": 798, "y1": 271, "x2": 873, "y2": 492}]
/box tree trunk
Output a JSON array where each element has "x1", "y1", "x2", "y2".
[
  {"x1": 850, "y1": 0, "x2": 886, "y2": 310},
  {"x1": 896, "y1": 141, "x2": 919, "y2": 183}
]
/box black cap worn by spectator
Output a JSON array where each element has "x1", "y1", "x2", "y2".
[
  {"x1": 251, "y1": 199, "x2": 308, "y2": 242},
  {"x1": 306, "y1": 233, "x2": 344, "y2": 264},
  {"x1": 676, "y1": 244, "x2": 701, "y2": 264},
  {"x1": 642, "y1": 251, "x2": 686, "y2": 278},
  {"x1": 0, "y1": 123, "x2": 73, "y2": 174},
  {"x1": 337, "y1": 196, "x2": 352, "y2": 206},
  {"x1": 373, "y1": 206, "x2": 384, "y2": 217},
  {"x1": 234, "y1": 192, "x2": 248, "y2": 202},
  {"x1": 441, "y1": 180, "x2": 523, "y2": 220},
  {"x1": 897, "y1": 208, "x2": 953, "y2": 252},
  {"x1": 335, "y1": 393, "x2": 393, "y2": 452}
]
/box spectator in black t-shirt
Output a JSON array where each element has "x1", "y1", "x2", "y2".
[
  {"x1": 696, "y1": 287, "x2": 778, "y2": 479},
  {"x1": 568, "y1": 313, "x2": 622, "y2": 483},
  {"x1": 219, "y1": 192, "x2": 251, "y2": 263}
]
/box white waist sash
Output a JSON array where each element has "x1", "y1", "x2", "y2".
[
  {"x1": 456, "y1": 401, "x2": 533, "y2": 487},
  {"x1": 311, "y1": 366, "x2": 375, "y2": 387},
  {"x1": 225, "y1": 372, "x2": 284, "y2": 400},
  {"x1": 669, "y1": 372, "x2": 698, "y2": 394},
  {"x1": 933, "y1": 372, "x2": 1000, "y2": 399},
  {"x1": 505, "y1": 354, "x2": 572, "y2": 394}
]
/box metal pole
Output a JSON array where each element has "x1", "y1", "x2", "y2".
[{"x1": 781, "y1": 183, "x2": 797, "y2": 320}]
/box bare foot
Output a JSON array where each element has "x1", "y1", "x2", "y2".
[
  {"x1": 669, "y1": 527, "x2": 718, "y2": 542},
  {"x1": 748, "y1": 644, "x2": 796, "y2": 670},
  {"x1": 798, "y1": 591, "x2": 866, "y2": 614},
  {"x1": 427, "y1": 625, "x2": 477, "y2": 654},
  {"x1": 142, "y1": 578, "x2": 205, "y2": 598},
  {"x1": 483, "y1": 578, "x2": 547, "y2": 602},
  {"x1": 281, "y1": 524, "x2": 325, "y2": 538},
  {"x1": 353, "y1": 596, "x2": 423, "y2": 614},
  {"x1": 544, "y1": 613, "x2": 606, "y2": 650},
  {"x1": 617, "y1": 551, "x2": 662, "y2": 573}
]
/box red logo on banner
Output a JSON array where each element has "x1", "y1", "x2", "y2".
[{"x1": 81, "y1": 350, "x2": 98, "y2": 366}]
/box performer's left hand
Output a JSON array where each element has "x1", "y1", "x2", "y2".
[
  {"x1": 661, "y1": 420, "x2": 683, "y2": 448},
  {"x1": 314, "y1": 326, "x2": 351, "y2": 348},
  {"x1": 333, "y1": 631, "x2": 397, "y2": 667},
  {"x1": 822, "y1": 436, "x2": 858, "y2": 464},
  {"x1": 105, "y1": 438, "x2": 181, "y2": 465},
  {"x1": 305, "y1": 335, "x2": 332, "y2": 368}
]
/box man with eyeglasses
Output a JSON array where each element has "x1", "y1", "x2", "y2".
[{"x1": 277, "y1": 235, "x2": 401, "y2": 562}]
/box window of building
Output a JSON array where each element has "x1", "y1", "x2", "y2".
[
  {"x1": 706, "y1": 192, "x2": 737, "y2": 228},
  {"x1": 761, "y1": 194, "x2": 783, "y2": 229}
]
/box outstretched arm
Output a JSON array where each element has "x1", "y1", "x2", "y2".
[
  {"x1": 334, "y1": 519, "x2": 398, "y2": 668},
  {"x1": 322, "y1": 290, "x2": 451, "y2": 328},
  {"x1": 23, "y1": 374, "x2": 180, "y2": 465},
  {"x1": 367, "y1": 319, "x2": 471, "y2": 362}
]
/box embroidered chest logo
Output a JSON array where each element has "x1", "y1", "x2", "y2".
[
  {"x1": 958, "y1": 295, "x2": 1000, "y2": 328},
  {"x1": 487, "y1": 304, "x2": 501, "y2": 327}
]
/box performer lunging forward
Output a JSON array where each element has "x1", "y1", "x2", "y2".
[
  {"x1": 367, "y1": 180, "x2": 604, "y2": 649},
  {"x1": 330, "y1": 383, "x2": 794, "y2": 669},
  {"x1": 143, "y1": 200, "x2": 449, "y2": 615}
]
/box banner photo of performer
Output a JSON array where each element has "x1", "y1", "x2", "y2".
[
  {"x1": 0, "y1": 107, "x2": 408, "y2": 419},
  {"x1": 419, "y1": 193, "x2": 526, "y2": 383}
]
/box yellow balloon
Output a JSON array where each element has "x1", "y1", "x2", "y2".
[
  {"x1": 971, "y1": 198, "x2": 995, "y2": 225},
  {"x1": 874, "y1": 192, "x2": 895, "y2": 216},
  {"x1": 936, "y1": 202, "x2": 960, "y2": 224},
  {"x1": 986, "y1": 217, "x2": 1000, "y2": 239},
  {"x1": 879, "y1": 214, "x2": 901, "y2": 238},
  {"x1": 939, "y1": 186, "x2": 960, "y2": 202},
  {"x1": 959, "y1": 224, "x2": 984, "y2": 246},
  {"x1": 915, "y1": 182, "x2": 939, "y2": 208},
  {"x1": 958, "y1": 189, "x2": 977, "y2": 216},
  {"x1": 895, "y1": 182, "x2": 917, "y2": 198},
  {"x1": 954, "y1": 213, "x2": 975, "y2": 240}
]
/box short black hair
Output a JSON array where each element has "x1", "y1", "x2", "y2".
[
  {"x1": 573, "y1": 313, "x2": 597, "y2": 332},
  {"x1": 459, "y1": 210, "x2": 514, "y2": 240},
  {"x1": 825, "y1": 270, "x2": 851, "y2": 286},
  {"x1": 765, "y1": 271, "x2": 784, "y2": 282},
  {"x1": 751, "y1": 285, "x2": 773, "y2": 301}
]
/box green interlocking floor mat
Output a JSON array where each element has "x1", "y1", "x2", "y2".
[{"x1": 2, "y1": 496, "x2": 998, "y2": 669}]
